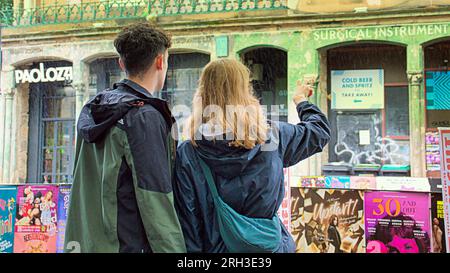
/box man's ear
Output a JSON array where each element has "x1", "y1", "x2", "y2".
[
  {"x1": 118, "y1": 58, "x2": 126, "y2": 72},
  {"x1": 155, "y1": 54, "x2": 164, "y2": 70}
]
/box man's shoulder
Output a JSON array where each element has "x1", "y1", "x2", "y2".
[{"x1": 125, "y1": 103, "x2": 166, "y2": 125}]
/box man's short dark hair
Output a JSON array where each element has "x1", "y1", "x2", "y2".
[{"x1": 114, "y1": 23, "x2": 172, "y2": 77}]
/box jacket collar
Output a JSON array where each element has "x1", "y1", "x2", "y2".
[
  {"x1": 114, "y1": 79, "x2": 155, "y2": 100},
  {"x1": 113, "y1": 79, "x2": 176, "y2": 128}
]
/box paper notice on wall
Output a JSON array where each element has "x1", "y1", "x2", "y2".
[
  {"x1": 331, "y1": 69, "x2": 384, "y2": 110},
  {"x1": 376, "y1": 177, "x2": 430, "y2": 192},
  {"x1": 359, "y1": 130, "x2": 371, "y2": 145}
]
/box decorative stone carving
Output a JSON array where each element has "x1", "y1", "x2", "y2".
[{"x1": 407, "y1": 71, "x2": 423, "y2": 86}]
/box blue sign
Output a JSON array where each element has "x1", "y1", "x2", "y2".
[
  {"x1": 325, "y1": 176, "x2": 351, "y2": 189},
  {"x1": 0, "y1": 186, "x2": 17, "y2": 253},
  {"x1": 56, "y1": 185, "x2": 71, "y2": 253},
  {"x1": 426, "y1": 71, "x2": 450, "y2": 110}
]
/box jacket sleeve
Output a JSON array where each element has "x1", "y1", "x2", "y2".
[
  {"x1": 277, "y1": 101, "x2": 331, "y2": 167},
  {"x1": 173, "y1": 153, "x2": 204, "y2": 253},
  {"x1": 124, "y1": 108, "x2": 186, "y2": 253}
]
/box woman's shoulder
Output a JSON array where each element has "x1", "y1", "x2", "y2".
[
  {"x1": 177, "y1": 140, "x2": 194, "y2": 151},
  {"x1": 176, "y1": 140, "x2": 196, "y2": 161}
]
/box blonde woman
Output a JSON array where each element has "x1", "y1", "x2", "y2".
[{"x1": 173, "y1": 59, "x2": 330, "y2": 253}]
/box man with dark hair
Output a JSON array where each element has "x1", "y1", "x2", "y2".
[{"x1": 64, "y1": 23, "x2": 186, "y2": 253}]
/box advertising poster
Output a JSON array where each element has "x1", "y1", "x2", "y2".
[
  {"x1": 426, "y1": 71, "x2": 450, "y2": 110},
  {"x1": 350, "y1": 176, "x2": 377, "y2": 190},
  {"x1": 426, "y1": 131, "x2": 441, "y2": 172},
  {"x1": 325, "y1": 176, "x2": 350, "y2": 189},
  {"x1": 431, "y1": 193, "x2": 447, "y2": 253},
  {"x1": 439, "y1": 128, "x2": 450, "y2": 253},
  {"x1": 299, "y1": 176, "x2": 326, "y2": 188},
  {"x1": 365, "y1": 191, "x2": 431, "y2": 253},
  {"x1": 376, "y1": 177, "x2": 430, "y2": 192},
  {"x1": 331, "y1": 69, "x2": 384, "y2": 110},
  {"x1": 290, "y1": 188, "x2": 365, "y2": 253},
  {"x1": 14, "y1": 185, "x2": 58, "y2": 253},
  {"x1": 56, "y1": 185, "x2": 71, "y2": 253},
  {"x1": 0, "y1": 187, "x2": 17, "y2": 253}
]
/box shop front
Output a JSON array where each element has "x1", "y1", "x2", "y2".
[
  {"x1": 424, "y1": 39, "x2": 450, "y2": 178},
  {"x1": 286, "y1": 21, "x2": 450, "y2": 254},
  {"x1": 294, "y1": 22, "x2": 450, "y2": 179},
  {"x1": 24, "y1": 61, "x2": 76, "y2": 184}
]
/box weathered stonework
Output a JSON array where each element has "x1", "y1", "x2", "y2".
[{"x1": 1, "y1": 7, "x2": 450, "y2": 184}]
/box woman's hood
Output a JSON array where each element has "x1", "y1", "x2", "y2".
[{"x1": 194, "y1": 139, "x2": 262, "y2": 179}]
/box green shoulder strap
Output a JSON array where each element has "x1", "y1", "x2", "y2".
[{"x1": 197, "y1": 157, "x2": 221, "y2": 202}]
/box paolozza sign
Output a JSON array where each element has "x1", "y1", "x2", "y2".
[{"x1": 15, "y1": 63, "x2": 73, "y2": 84}]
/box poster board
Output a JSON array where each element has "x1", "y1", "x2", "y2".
[
  {"x1": 365, "y1": 191, "x2": 431, "y2": 253},
  {"x1": 438, "y1": 128, "x2": 450, "y2": 253},
  {"x1": 14, "y1": 185, "x2": 58, "y2": 253},
  {"x1": 331, "y1": 69, "x2": 384, "y2": 110},
  {"x1": 56, "y1": 185, "x2": 71, "y2": 253},
  {"x1": 291, "y1": 188, "x2": 365, "y2": 253},
  {"x1": 0, "y1": 186, "x2": 17, "y2": 253}
]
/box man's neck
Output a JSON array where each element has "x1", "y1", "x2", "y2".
[{"x1": 127, "y1": 75, "x2": 157, "y2": 95}]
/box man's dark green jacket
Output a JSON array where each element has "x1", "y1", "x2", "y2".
[{"x1": 64, "y1": 79, "x2": 186, "y2": 253}]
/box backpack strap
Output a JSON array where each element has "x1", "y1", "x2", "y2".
[{"x1": 197, "y1": 157, "x2": 221, "y2": 202}]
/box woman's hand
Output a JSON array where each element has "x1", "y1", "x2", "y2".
[{"x1": 293, "y1": 80, "x2": 314, "y2": 105}]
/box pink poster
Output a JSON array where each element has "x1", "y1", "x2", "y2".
[
  {"x1": 300, "y1": 176, "x2": 326, "y2": 188},
  {"x1": 350, "y1": 176, "x2": 377, "y2": 190},
  {"x1": 14, "y1": 185, "x2": 58, "y2": 253},
  {"x1": 439, "y1": 128, "x2": 450, "y2": 253},
  {"x1": 365, "y1": 191, "x2": 431, "y2": 253},
  {"x1": 278, "y1": 168, "x2": 291, "y2": 232},
  {"x1": 13, "y1": 232, "x2": 57, "y2": 253}
]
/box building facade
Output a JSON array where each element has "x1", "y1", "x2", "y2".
[{"x1": 1, "y1": 0, "x2": 450, "y2": 185}]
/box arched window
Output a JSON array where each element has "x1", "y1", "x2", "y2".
[
  {"x1": 26, "y1": 60, "x2": 76, "y2": 184},
  {"x1": 240, "y1": 47, "x2": 288, "y2": 122},
  {"x1": 424, "y1": 39, "x2": 450, "y2": 177},
  {"x1": 325, "y1": 43, "x2": 409, "y2": 170}
]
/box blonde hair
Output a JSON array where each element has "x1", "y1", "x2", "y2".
[{"x1": 186, "y1": 58, "x2": 268, "y2": 149}]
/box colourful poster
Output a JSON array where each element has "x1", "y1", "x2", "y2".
[
  {"x1": 426, "y1": 71, "x2": 450, "y2": 110},
  {"x1": 365, "y1": 191, "x2": 431, "y2": 253},
  {"x1": 331, "y1": 69, "x2": 384, "y2": 110},
  {"x1": 278, "y1": 168, "x2": 291, "y2": 232},
  {"x1": 439, "y1": 128, "x2": 450, "y2": 253},
  {"x1": 431, "y1": 193, "x2": 447, "y2": 253},
  {"x1": 426, "y1": 131, "x2": 441, "y2": 171},
  {"x1": 291, "y1": 188, "x2": 365, "y2": 253},
  {"x1": 0, "y1": 187, "x2": 17, "y2": 253},
  {"x1": 376, "y1": 177, "x2": 430, "y2": 192},
  {"x1": 325, "y1": 176, "x2": 350, "y2": 189},
  {"x1": 299, "y1": 176, "x2": 326, "y2": 188},
  {"x1": 350, "y1": 176, "x2": 377, "y2": 190},
  {"x1": 56, "y1": 185, "x2": 71, "y2": 253},
  {"x1": 14, "y1": 185, "x2": 58, "y2": 253}
]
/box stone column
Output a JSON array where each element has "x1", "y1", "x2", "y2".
[
  {"x1": 2, "y1": 91, "x2": 15, "y2": 184},
  {"x1": 0, "y1": 92, "x2": 6, "y2": 182},
  {"x1": 0, "y1": 67, "x2": 16, "y2": 184},
  {"x1": 407, "y1": 71, "x2": 425, "y2": 177},
  {"x1": 72, "y1": 60, "x2": 90, "y2": 123},
  {"x1": 73, "y1": 82, "x2": 87, "y2": 123},
  {"x1": 287, "y1": 47, "x2": 321, "y2": 181}
]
